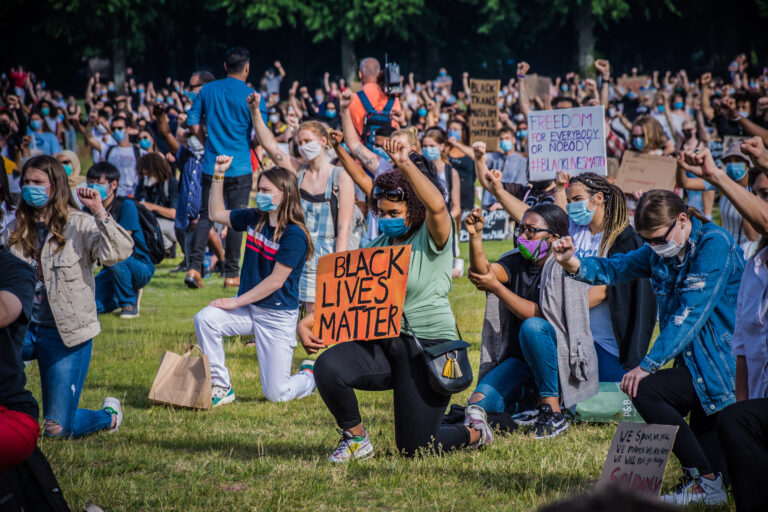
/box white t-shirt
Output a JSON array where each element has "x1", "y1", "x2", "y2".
[
  {"x1": 570, "y1": 221, "x2": 619, "y2": 358},
  {"x1": 101, "y1": 144, "x2": 146, "y2": 197}
]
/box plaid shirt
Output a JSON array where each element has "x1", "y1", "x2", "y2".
[{"x1": 606, "y1": 129, "x2": 626, "y2": 159}]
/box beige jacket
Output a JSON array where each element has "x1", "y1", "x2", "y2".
[{"x1": 6, "y1": 210, "x2": 134, "y2": 347}]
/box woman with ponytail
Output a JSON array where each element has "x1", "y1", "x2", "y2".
[{"x1": 552, "y1": 189, "x2": 744, "y2": 506}]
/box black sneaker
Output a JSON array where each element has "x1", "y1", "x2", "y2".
[
  {"x1": 531, "y1": 404, "x2": 569, "y2": 439},
  {"x1": 511, "y1": 408, "x2": 539, "y2": 428},
  {"x1": 169, "y1": 263, "x2": 188, "y2": 273},
  {"x1": 119, "y1": 304, "x2": 139, "y2": 319}
]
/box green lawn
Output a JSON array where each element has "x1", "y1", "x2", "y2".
[{"x1": 26, "y1": 241, "x2": 733, "y2": 511}]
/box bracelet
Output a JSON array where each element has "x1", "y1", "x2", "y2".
[
  {"x1": 517, "y1": 74, "x2": 526, "y2": 79},
  {"x1": 212, "y1": 174, "x2": 225, "y2": 181}
]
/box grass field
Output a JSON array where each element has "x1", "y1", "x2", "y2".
[{"x1": 25, "y1": 238, "x2": 734, "y2": 511}]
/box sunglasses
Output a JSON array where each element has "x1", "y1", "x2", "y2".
[
  {"x1": 372, "y1": 186, "x2": 406, "y2": 202},
  {"x1": 516, "y1": 225, "x2": 552, "y2": 238},
  {"x1": 641, "y1": 220, "x2": 677, "y2": 246}
]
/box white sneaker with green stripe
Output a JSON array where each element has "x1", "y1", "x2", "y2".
[
  {"x1": 328, "y1": 428, "x2": 374, "y2": 463},
  {"x1": 102, "y1": 397, "x2": 122, "y2": 433},
  {"x1": 212, "y1": 385, "x2": 235, "y2": 407}
]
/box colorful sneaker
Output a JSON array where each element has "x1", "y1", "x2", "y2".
[
  {"x1": 328, "y1": 428, "x2": 375, "y2": 463},
  {"x1": 102, "y1": 397, "x2": 123, "y2": 433},
  {"x1": 119, "y1": 304, "x2": 139, "y2": 319},
  {"x1": 532, "y1": 404, "x2": 569, "y2": 439},
  {"x1": 660, "y1": 468, "x2": 727, "y2": 506},
  {"x1": 212, "y1": 385, "x2": 235, "y2": 407},
  {"x1": 511, "y1": 408, "x2": 540, "y2": 428},
  {"x1": 464, "y1": 404, "x2": 494, "y2": 448},
  {"x1": 300, "y1": 359, "x2": 315, "y2": 375}
]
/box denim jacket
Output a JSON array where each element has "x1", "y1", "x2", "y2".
[{"x1": 572, "y1": 217, "x2": 744, "y2": 414}]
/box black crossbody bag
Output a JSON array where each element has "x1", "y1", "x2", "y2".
[{"x1": 402, "y1": 315, "x2": 473, "y2": 395}]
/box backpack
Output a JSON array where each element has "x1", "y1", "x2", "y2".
[
  {"x1": 0, "y1": 447, "x2": 71, "y2": 512},
  {"x1": 105, "y1": 143, "x2": 141, "y2": 164},
  {"x1": 357, "y1": 90, "x2": 395, "y2": 149},
  {"x1": 109, "y1": 197, "x2": 166, "y2": 264}
]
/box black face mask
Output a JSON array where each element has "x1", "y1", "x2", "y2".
[
  {"x1": 0, "y1": 123, "x2": 10, "y2": 136},
  {"x1": 683, "y1": 129, "x2": 695, "y2": 140},
  {"x1": 531, "y1": 180, "x2": 554, "y2": 194}
]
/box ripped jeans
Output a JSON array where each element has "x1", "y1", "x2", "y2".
[{"x1": 22, "y1": 324, "x2": 112, "y2": 438}]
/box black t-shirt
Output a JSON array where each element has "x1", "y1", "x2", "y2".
[
  {"x1": 449, "y1": 155, "x2": 476, "y2": 211},
  {"x1": 496, "y1": 251, "x2": 543, "y2": 359},
  {"x1": 0, "y1": 247, "x2": 39, "y2": 418},
  {"x1": 134, "y1": 176, "x2": 179, "y2": 219}
]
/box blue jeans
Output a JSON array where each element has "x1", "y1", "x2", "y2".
[
  {"x1": 95, "y1": 255, "x2": 154, "y2": 311},
  {"x1": 22, "y1": 324, "x2": 112, "y2": 438},
  {"x1": 594, "y1": 343, "x2": 627, "y2": 382},
  {"x1": 473, "y1": 317, "x2": 560, "y2": 413}
]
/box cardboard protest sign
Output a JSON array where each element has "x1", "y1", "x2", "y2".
[
  {"x1": 527, "y1": 105, "x2": 607, "y2": 180},
  {"x1": 598, "y1": 422, "x2": 679, "y2": 495},
  {"x1": 617, "y1": 75, "x2": 650, "y2": 91},
  {"x1": 525, "y1": 74, "x2": 553, "y2": 99},
  {"x1": 314, "y1": 246, "x2": 411, "y2": 345},
  {"x1": 614, "y1": 151, "x2": 677, "y2": 194},
  {"x1": 469, "y1": 79, "x2": 500, "y2": 152},
  {"x1": 708, "y1": 140, "x2": 724, "y2": 168},
  {"x1": 458, "y1": 209, "x2": 511, "y2": 242}
]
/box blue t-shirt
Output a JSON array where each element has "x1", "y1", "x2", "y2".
[
  {"x1": 186, "y1": 77, "x2": 267, "y2": 177},
  {"x1": 30, "y1": 131, "x2": 62, "y2": 156},
  {"x1": 230, "y1": 209, "x2": 308, "y2": 310},
  {"x1": 116, "y1": 199, "x2": 152, "y2": 265}
]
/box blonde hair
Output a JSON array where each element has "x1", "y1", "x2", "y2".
[
  {"x1": 56, "y1": 150, "x2": 81, "y2": 177},
  {"x1": 298, "y1": 121, "x2": 328, "y2": 146},
  {"x1": 633, "y1": 116, "x2": 667, "y2": 152},
  {"x1": 392, "y1": 128, "x2": 421, "y2": 152}
]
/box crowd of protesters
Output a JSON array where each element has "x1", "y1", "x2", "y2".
[{"x1": 1, "y1": 48, "x2": 768, "y2": 511}]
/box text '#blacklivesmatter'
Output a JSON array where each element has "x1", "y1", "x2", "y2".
[{"x1": 314, "y1": 245, "x2": 411, "y2": 344}]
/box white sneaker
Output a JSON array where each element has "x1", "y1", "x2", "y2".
[
  {"x1": 660, "y1": 468, "x2": 728, "y2": 506},
  {"x1": 102, "y1": 397, "x2": 123, "y2": 433},
  {"x1": 464, "y1": 404, "x2": 494, "y2": 448},
  {"x1": 212, "y1": 385, "x2": 235, "y2": 407},
  {"x1": 328, "y1": 428, "x2": 375, "y2": 463}
]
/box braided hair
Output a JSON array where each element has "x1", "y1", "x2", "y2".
[{"x1": 569, "y1": 172, "x2": 628, "y2": 257}]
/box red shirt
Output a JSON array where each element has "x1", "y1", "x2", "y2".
[
  {"x1": 348, "y1": 83, "x2": 401, "y2": 136},
  {"x1": 10, "y1": 71, "x2": 27, "y2": 88}
]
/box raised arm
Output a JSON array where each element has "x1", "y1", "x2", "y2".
[
  {"x1": 208, "y1": 155, "x2": 234, "y2": 227},
  {"x1": 335, "y1": 171, "x2": 355, "y2": 252},
  {"x1": 517, "y1": 62, "x2": 531, "y2": 115},
  {"x1": 154, "y1": 105, "x2": 179, "y2": 155},
  {"x1": 595, "y1": 59, "x2": 611, "y2": 109},
  {"x1": 78, "y1": 114, "x2": 104, "y2": 153},
  {"x1": 247, "y1": 92, "x2": 296, "y2": 173},
  {"x1": 339, "y1": 90, "x2": 380, "y2": 173},
  {"x1": 383, "y1": 139, "x2": 451, "y2": 249},
  {"x1": 450, "y1": 167, "x2": 461, "y2": 219},
  {"x1": 329, "y1": 129, "x2": 373, "y2": 196}
]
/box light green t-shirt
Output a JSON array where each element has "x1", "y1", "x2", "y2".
[{"x1": 366, "y1": 221, "x2": 456, "y2": 341}]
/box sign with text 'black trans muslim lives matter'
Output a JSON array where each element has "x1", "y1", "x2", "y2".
[
  {"x1": 469, "y1": 79, "x2": 500, "y2": 152},
  {"x1": 314, "y1": 246, "x2": 411, "y2": 345},
  {"x1": 528, "y1": 105, "x2": 607, "y2": 181}
]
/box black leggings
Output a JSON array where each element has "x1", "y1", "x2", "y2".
[
  {"x1": 632, "y1": 366, "x2": 727, "y2": 481},
  {"x1": 314, "y1": 336, "x2": 470, "y2": 457},
  {"x1": 718, "y1": 398, "x2": 768, "y2": 512}
]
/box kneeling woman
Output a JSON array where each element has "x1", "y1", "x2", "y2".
[
  {"x1": 464, "y1": 205, "x2": 573, "y2": 439},
  {"x1": 552, "y1": 190, "x2": 743, "y2": 506},
  {"x1": 298, "y1": 140, "x2": 493, "y2": 462},
  {"x1": 195, "y1": 156, "x2": 315, "y2": 406}
]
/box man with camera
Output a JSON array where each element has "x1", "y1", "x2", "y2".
[{"x1": 348, "y1": 58, "x2": 401, "y2": 146}]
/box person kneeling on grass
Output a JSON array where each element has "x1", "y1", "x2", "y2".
[
  {"x1": 297, "y1": 139, "x2": 493, "y2": 462},
  {"x1": 6, "y1": 155, "x2": 132, "y2": 438},
  {"x1": 195, "y1": 156, "x2": 316, "y2": 406},
  {"x1": 551, "y1": 190, "x2": 743, "y2": 506},
  {"x1": 88, "y1": 162, "x2": 156, "y2": 319}
]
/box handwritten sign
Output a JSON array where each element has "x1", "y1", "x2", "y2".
[
  {"x1": 708, "y1": 140, "x2": 724, "y2": 168},
  {"x1": 617, "y1": 75, "x2": 650, "y2": 91},
  {"x1": 314, "y1": 246, "x2": 411, "y2": 345},
  {"x1": 527, "y1": 105, "x2": 607, "y2": 180},
  {"x1": 469, "y1": 79, "x2": 500, "y2": 152},
  {"x1": 614, "y1": 151, "x2": 677, "y2": 194},
  {"x1": 525, "y1": 74, "x2": 553, "y2": 99},
  {"x1": 458, "y1": 209, "x2": 511, "y2": 242},
  {"x1": 598, "y1": 422, "x2": 679, "y2": 495}
]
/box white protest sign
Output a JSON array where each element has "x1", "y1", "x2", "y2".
[
  {"x1": 597, "y1": 422, "x2": 679, "y2": 496},
  {"x1": 527, "y1": 105, "x2": 607, "y2": 180}
]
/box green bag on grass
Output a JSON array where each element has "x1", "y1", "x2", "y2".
[{"x1": 569, "y1": 382, "x2": 645, "y2": 424}]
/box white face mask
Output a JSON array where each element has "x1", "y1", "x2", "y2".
[
  {"x1": 649, "y1": 222, "x2": 684, "y2": 259},
  {"x1": 439, "y1": 112, "x2": 449, "y2": 122},
  {"x1": 298, "y1": 140, "x2": 323, "y2": 161},
  {"x1": 144, "y1": 176, "x2": 157, "y2": 187}
]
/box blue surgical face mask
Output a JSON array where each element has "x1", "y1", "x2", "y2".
[
  {"x1": 325, "y1": 110, "x2": 337, "y2": 119},
  {"x1": 517, "y1": 130, "x2": 528, "y2": 139},
  {"x1": 112, "y1": 129, "x2": 126, "y2": 142},
  {"x1": 566, "y1": 199, "x2": 596, "y2": 226},
  {"x1": 256, "y1": 192, "x2": 278, "y2": 212},
  {"x1": 673, "y1": 101, "x2": 684, "y2": 110},
  {"x1": 627, "y1": 91, "x2": 638, "y2": 100},
  {"x1": 656, "y1": 105, "x2": 665, "y2": 113},
  {"x1": 29, "y1": 119, "x2": 43, "y2": 131},
  {"x1": 499, "y1": 139, "x2": 514, "y2": 153},
  {"x1": 138, "y1": 138, "x2": 152, "y2": 150},
  {"x1": 41, "y1": 107, "x2": 50, "y2": 117},
  {"x1": 726, "y1": 162, "x2": 747, "y2": 182},
  {"x1": 422, "y1": 146, "x2": 441, "y2": 161},
  {"x1": 21, "y1": 184, "x2": 49, "y2": 208},
  {"x1": 448, "y1": 129, "x2": 461, "y2": 140},
  {"x1": 378, "y1": 216, "x2": 410, "y2": 237},
  {"x1": 738, "y1": 110, "x2": 750, "y2": 119},
  {"x1": 632, "y1": 136, "x2": 645, "y2": 151},
  {"x1": 138, "y1": 87, "x2": 144, "y2": 94},
  {"x1": 57, "y1": 114, "x2": 65, "y2": 122},
  {"x1": 373, "y1": 146, "x2": 391, "y2": 162},
  {"x1": 63, "y1": 164, "x2": 73, "y2": 176},
  {"x1": 156, "y1": 95, "x2": 164, "y2": 103},
  {"x1": 88, "y1": 182, "x2": 109, "y2": 200},
  {"x1": 561, "y1": 84, "x2": 568, "y2": 92},
  {"x1": 417, "y1": 107, "x2": 428, "y2": 117},
  {"x1": 108, "y1": 85, "x2": 115, "y2": 92}
]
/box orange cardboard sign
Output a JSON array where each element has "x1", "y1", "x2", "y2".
[{"x1": 313, "y1": 245, "x2": 411, "y2": 345}]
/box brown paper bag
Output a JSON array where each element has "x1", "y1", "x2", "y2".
[{"x1": 148, "y1": 345, "x2": 212, "y2": 410}]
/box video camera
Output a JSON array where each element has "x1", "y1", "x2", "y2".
[{"x1": 382, "y1": 54, "x2": 402, "y2": 96}]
